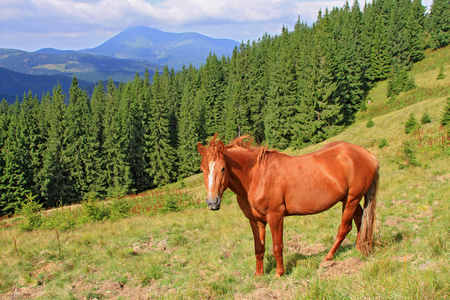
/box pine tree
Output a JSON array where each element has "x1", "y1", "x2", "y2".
[
  {"x1": 177, "y1": 65, "x2": 203, "y2": 178},
  {"x1": 224, "y1": 44, "x2": 253, "y2": 142},
  {"x1": 64, "y1": 77, "x2": 93, "y2": 201},
  {"x1": 428, "y1": 0, "x2": 450, "y2": 49},
  {"x1": 103, "y1": 79, "x2": 133, "y2": 197},
  {"x1": 441, "y1": 97, "x2": 450, "y2": 127},
  {"x1": 407, "y1": 0, "x2": 426, "y2": 63},
  {"x1": 0, "y1": 96, "x2": 34, "y2": 213},
  {"x1": 146, "y1": 70, "x2": 177, "y2": 186},
  {"x1": 201, "y1": 53, "x2": 227, "y2": 137},
  {"x1": 85, "y1": 81, "x2": 108, "y2": 198},
  {"x1": 39, "y1": 84, "x2": 75, "y2": 207},
  {"x1": 265, "y1": 26, "x2": 298, "y2": 149}
]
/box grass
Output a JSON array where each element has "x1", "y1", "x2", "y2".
[{"x1": 0, "y1": 47, "x2": 449, "y2": 299}]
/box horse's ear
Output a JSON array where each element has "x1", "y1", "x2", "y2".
[
  {"x1": 197, "y1": 143, "x2": 206, "y2": 157},
  {"x1": 217, "y1": 141, "x2": 225, "y2": 154}
]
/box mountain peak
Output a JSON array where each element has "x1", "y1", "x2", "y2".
[{"x1": 82, "y1": 26, "x2": 239, "y2": 69}]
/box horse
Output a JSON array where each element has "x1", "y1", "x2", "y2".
[{"x1": 197, "y1": 134, "x2": 379, "y2": 277}]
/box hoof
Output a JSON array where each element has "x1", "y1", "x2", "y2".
[{"x1": 324, "y1": 254, "x2": 334, "y2": 261}]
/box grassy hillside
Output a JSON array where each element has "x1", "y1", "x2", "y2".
[{"x1": 0, "y1": 48, "x2": 449, "y2": 299}]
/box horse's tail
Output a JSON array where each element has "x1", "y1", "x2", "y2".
[{"x1": 357, "y1": 165, "x2": 379, "y2": 255}]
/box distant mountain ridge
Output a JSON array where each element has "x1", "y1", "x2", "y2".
[
  {"x1": 0, "y1": 67, "x2": 95, "y2": 103},
  {"x1": 0, "y1": 26, "x2": 239, "y2": 101},
  {"x1": 80, "y1": 26, "x2": 240, "y2": 69}
]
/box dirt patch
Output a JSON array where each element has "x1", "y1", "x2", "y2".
[
  {"x1": 318, "y1": 257, "x2": 363, "y2": 279},
  {"x1": 236, "y1": 280, "x2": 308, "y2": 300},
  {"x1": 71, "y1": 278, "x2": 159, "y2": 299},
  {"x1": 1, "y1": 286, "x2": 45, "y2": 300},
  {"x1": 285, "y1": 235, "x2": 328, "y2": 256}
]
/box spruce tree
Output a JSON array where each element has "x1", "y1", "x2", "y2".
[
  {"x1": 146, "y1": 70, "x2": 177, "y2": 186},
  {"x1": 39, "y1": 84, "x2": 75, "y2": 207},
  {"x1": 428, "y1": 0, "x2": 450, "y2": 49},
  {"x1": 103, "y1": 79, "x2": 133, "y2": 197},
  {"x1": 86, "y1": 81, "x2": 108, "y2": 198},
  {"x1": 64, "y1": 77, "x2": 93, "y2": 201},
  {"x1": 177, "y1": 65, "x2": 203, "y2": 178},
  {"x1": 265, "y1": 26, "x2": 298, "y2": 149}
]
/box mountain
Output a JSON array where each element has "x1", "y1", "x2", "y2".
[
  {"x1": 0, "y1": 27, "x2": 239, "y2": 101},
  {"x1": 81, "y1": 26, "x2": 240, "y2": 69},
  {"x1": 0, "y1": 67, "x2": 95, "y2": 104},
  {"x1": 0, "y1": 48, "x2": 158, "y2": 84}
]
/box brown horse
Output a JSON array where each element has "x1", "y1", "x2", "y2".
[{"x1": 197, "y1": 135, "x2": 379, "y2": 277}]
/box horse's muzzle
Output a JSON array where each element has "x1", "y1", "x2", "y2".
[{"x1": 206, "y1": 197, "x2": 221, "y2": 210}]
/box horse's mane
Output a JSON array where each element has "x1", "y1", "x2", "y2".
[{"x1": 207, "y1": 134, "x2": 281, "y2": 165}]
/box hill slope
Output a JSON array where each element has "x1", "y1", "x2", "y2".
[{"x1": 0, "y1": 47, "x2": 448, "y2": 299}]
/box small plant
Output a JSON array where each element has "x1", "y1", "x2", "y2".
[
  {"x1": 437, "y1": 65, "x2": 445, "y2": 80},
  {"x1": 161, "y1": 196, "x2": 179, "y2": 213},
  {"x1": 110, "y1": 197, "x2": 132, "y2": 221},
  {"x1": 421, "y1": 111, "x2": 431, "y2": 124},
  {"x1": 405, "y1": 113, "x2": 419, "y2": 134},
  {"x1": 378, "y1": 138, "x2": 389, "y2": 149},
  {"x1": 366, "y1": 119, "x2": 375, "y2": 128},
  {"x1": 18, "y1": 193, "x2": 43, "y2": 231},
  {"x1": 82, "y1": 197, "x2": 110, "y2": 222},
  {"x1": 441, "y1": 97, "x2": 450, "y2": 127},
  {"x1": 402, "y1": 140, "x2": 420, "y2": 167}
]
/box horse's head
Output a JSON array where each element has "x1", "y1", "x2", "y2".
[{"x1": 197, "y1": 139, "x2": 229, "y2": 211}]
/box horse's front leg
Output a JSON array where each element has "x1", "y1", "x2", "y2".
[
  {"x1": 267, "y1": 213, "x2": 285, "y2": 277},
  {"x1": 249, "y1": 219, "x2": 266, "y2": 276}
]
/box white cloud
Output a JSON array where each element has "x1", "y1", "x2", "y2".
[{"x1": 0, "y1": 0, "x2": 433, "y2": 51}]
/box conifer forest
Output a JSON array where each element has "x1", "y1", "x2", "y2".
[{"x1": 0, "y1": 0, "x2": 448, "y2": 214}]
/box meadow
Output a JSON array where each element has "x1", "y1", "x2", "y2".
[{"x1": 0, "y1": 47, "x2": 449, "y2": 299}]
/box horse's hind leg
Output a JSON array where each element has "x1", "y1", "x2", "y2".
[{"x1": 324, "y1": 197, "x2": 362, "y2": 261}]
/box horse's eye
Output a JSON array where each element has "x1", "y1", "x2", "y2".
[{"x1": 221, "y1": 167, "x2": 226, "y2": 173}]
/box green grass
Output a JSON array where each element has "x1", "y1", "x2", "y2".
[{"x1": 0, "y1": 47, "x2": 449, "y2": 299}]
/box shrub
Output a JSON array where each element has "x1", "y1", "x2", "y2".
[
  {"x1": 387, "y1": 66, "x2": 416, "y2": 98},
  {"x1": 366, "y1": 119, "x2": 375, "y2": 128},
  {"x1": 421, "y1": 111, "x2": 431, "y2": 124},
  {"x1": 18, "y1": 194, "x2": 43, "y2": 231},
  {"x1": 82, "y1": 198, "x2": 110, "y2": 222},
  {"x1": 405, "y1": 113, "x2": 419, "y2": 134},
  {"x1": 402, "y1": 140, "x2": 420, "y2": 167},
  {"x1": 378, "y1": 138, "x2": 389, "y2": 149},
  {"x1": 161, "y1": 196, "x2": 179, "y2": 213},
  {"x1": 437, "y1": 65, "x2": 445, "y2": 80},
  {"x1": 110, "y1": 198, "x2": 132, "y2": 221},
  {"x1": 442, "y1": 97, "x2": 450, "y2": 127}
]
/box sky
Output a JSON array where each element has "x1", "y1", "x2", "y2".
[{"x1": 0, "y1": 0, "x2": 434, "y2": 52}]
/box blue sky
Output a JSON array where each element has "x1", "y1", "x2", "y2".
[{"x1": 0, "y1": 0, "x2": 433, "y2": 52}]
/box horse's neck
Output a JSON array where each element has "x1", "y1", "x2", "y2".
[{"x1": 224, "y1": 148, "x2": 258, "y2": 199}]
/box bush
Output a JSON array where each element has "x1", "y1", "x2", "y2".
[
  {"x1": 18, "y1": 194, "x2": 43, "y2": 231},
  {"x1": 442, "y1": 97, "x2": 450, "y2": 127},
  {"x1": 402, "y1": 140, "x2": 420, "y2": 167},
  {"x1": 82, "y1": 198, "x2": 110, "y2": 222},
  {"x1": 378, "y1": 138, "x2": 389, "y2": 149},
  {"x1": 405, "y1": 113, "x2": 419, "y2": 134},
  {"x1": 387, "y1": 66, "x2": 416, "y2": 98},
  {"x1": 366, "y1": 119, "x2": 375, "y2": 128},
  {"x1": 421, "y1": 111, "x2": 431, "y2": 124},
  {"x1": 110, "y1": 198, "x2": 132, "y2": 221},
  {"x1": 161, "y1": 196, "x2": 179, "y2": 213},
  {"x1": 437, "y1": 65, "x2": 445, "y2": 80}
]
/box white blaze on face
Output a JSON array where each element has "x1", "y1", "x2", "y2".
[{"x1": 208, "y1": 161, "x2": 215, "y2": 198}]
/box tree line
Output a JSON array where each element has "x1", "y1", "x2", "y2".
[{"x1": 0, "y1": 0, "x2": 448, "y2": 215}]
